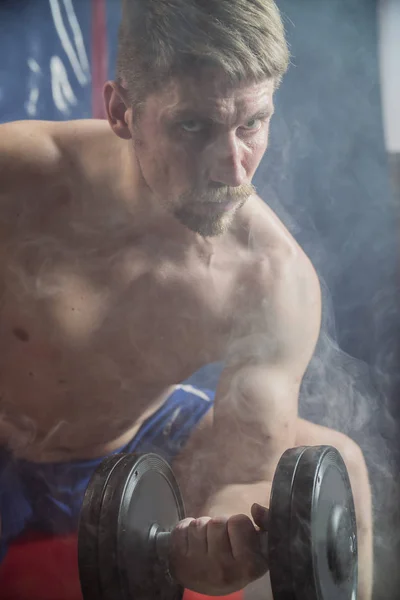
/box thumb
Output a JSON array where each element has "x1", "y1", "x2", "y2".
[{"x1": 251, "y1": 503, "x2": 269, "y2": 531}]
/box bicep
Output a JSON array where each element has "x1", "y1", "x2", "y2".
[
  {"x1": 211, "y1": 254, "x2": 321, "y2": 471},
  {"x1": 208, "y1": 363, "x2": 300, "y2": 483},
  {"x1": 214, "y1": 362, "x2": 300, "y2": 437},
  {"x1": 227, "y1": 250, "x2": 321, "y2": 378}
]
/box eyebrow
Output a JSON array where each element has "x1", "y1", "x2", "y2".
[
  {"x1": 250, "y1": 108, "x2": 274, "y2": 119},
  {"x1": 170, "y1": 106, "x2": 274, "y2": 124}
]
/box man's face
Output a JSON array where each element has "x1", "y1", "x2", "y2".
[{"x1": 131, "y1": 71, "x2": 275, "y2": 237}]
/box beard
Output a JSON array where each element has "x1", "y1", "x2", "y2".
[{"x1": 172, "y1": 183, "x2": 256, "y2": 237}]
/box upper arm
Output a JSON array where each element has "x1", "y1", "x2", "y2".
[
  {"x1": 212, "y1": 246, "x2": 321, "y2": 479},
  {"x1": 175, "y1": 242, "x2": 322, "y2": 491},
  {"x1": 0, "y1": 121, "x2": 62, "y2": 200},
  {"x1": 265, "y1": 247, "x2": 322, "y2": 375},
  {"x1": 226, "y1": 244, "x2": 321, "y2": 379}
]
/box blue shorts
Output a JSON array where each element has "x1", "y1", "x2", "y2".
[{"x1": 0, "y1": 385, "x2": 214, "y2": 562}]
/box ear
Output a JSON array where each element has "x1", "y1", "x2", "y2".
[{"x1": 103, "y1": 81, "x2": 132, "y2": 140}]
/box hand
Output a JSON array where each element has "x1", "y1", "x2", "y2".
[{"x1": 169, "y1": 503, "x2": 269, "y2": 596}]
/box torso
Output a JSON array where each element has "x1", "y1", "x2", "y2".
[{"x1": 0, "y1": 120, "x2": 299, "y2": 462}]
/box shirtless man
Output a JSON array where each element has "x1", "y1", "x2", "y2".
[{"x1": 0, "y1": 0, "x2": 373, "y2": 597}]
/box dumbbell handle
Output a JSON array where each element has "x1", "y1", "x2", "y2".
[
  {"x1": 154, "y1": 530, "x2": 172, "y2": 561},
  {"x1": 152, "y1": 527, "x2": 269, "y2": 563}
]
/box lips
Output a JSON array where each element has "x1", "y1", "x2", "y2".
[{"x1": 198, "y1": 198, "x2": 235, "y2": 208}]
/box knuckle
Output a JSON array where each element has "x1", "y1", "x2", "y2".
[
  {"x1": 210, "y1": 516, "x2": 229, "y2": 527},
  {"x1": 228, "y1": 513, "x2": 252, "y2": 527},
  {"x1": 174, "y1": 518, "x2": 195, "y2": 532},
  {"x1": 227, "y1": 513, "x2": 253, "y2": 534},
  {"x1": 208, "y1": 517, "x2": 229, "y2": 539},
  {"x1": 189, "y1": 517, "x2": 211, "y2": 533},
  {"x1": 193, "y1": 517, "x2": 211, "y2": 527},
  {"x1": 171, "y1": 518, "x2": 192, "y2": 551}
]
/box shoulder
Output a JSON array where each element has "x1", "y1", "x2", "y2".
[
  {"x1": 228, "y1": 195, "x2": 321, "y2": 366},
  {"x1": 0, "y1": 119, "x2": 117, "y2": 215},
  {"x1": 237, "y1": 194, "x2": 321, "y2": 306},
  {"x1": 0, "y1": 120, "x2": 62, "y2": 187},
  {"x1": 0, "y1": 118, "x2": 114, "y2": 185}
]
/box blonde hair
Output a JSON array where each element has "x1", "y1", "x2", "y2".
[{"x1": 116, "y1": 0, "x2": 290, "y2": 105}]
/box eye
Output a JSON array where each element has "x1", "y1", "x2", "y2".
[
  {"x1": 180, "y1": 120, "x2": 204, "y2": 133},
  {"x1": 242, "y1": 118, "x2": 263, "y2": 131}
]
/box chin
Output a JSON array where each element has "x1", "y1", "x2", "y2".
[
  {"x1": 175, "y1": 211, "x2": 236, "y2": 238},
  {"x1": 191, "y1": 222, "x2": 226, "y2": 238},
  {"x1": 173, "y1": 197, "x2": 246, "y2": 236}
]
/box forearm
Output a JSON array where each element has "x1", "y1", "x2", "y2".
[
  {"x1": 174, "y1": 422, "x2": 294, "y2": 518},
  {"x1": 177, "y1": 455, "x2": 274, "y2": 519},
  {"x1": 173, "y1": 365, "x2": 300, "y2": 516},
  {"x1": 358, "y1": 518, "x2": 373, "y2": 600},
  {"x1": 211, "y1": 364, "x2": 299, "y2": 484}
]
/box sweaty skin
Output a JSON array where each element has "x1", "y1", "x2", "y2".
[{"x1": 0, "y1": 72, "x2": 372, "y2": 598}]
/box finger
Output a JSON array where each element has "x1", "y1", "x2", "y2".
[
  {"x1": 251, "y1": 503, "x2": 269, "y2": 531},
  {"x1": 187, "y1": 517, "x2": 212, "y2": 557},
  {"x1": 227, "y1": 514, "x2": 268, "y2": 581},
  {"x1": 228, "y1": 515, "x2": 268, "y2": 585},
  {"x1": 206, "y1": 516, "x2": 232, "y2": 558},
  {"x1": 227, "y1": 514, "x2": 257, "y2": 559},
  {"x1": 170, "y1": 517, "x2": 195, "y2": 558}
]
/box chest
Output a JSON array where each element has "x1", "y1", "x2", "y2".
[{"x1": 1, "y1": 234, "x2": 242, "y2": 382}]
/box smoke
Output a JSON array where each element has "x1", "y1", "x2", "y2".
[
  {"x1": 244, "y1": 168, "x2": 400, "y2": 599},
  {"x1": 303, "y1": 284, "x2": 399, "y2": 600}
]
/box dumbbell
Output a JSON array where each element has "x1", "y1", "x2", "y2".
[{"x1": 78, "y1": 446, "x2": 358, "y2": 600}]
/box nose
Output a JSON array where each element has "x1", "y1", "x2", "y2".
[{"x1": 207, "y1": 132, "x2": 247, "y2": 188}]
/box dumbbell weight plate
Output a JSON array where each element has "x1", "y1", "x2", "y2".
[
  {"x1": 268, "y1": 446, "x2": 358, "y2": 600},
  {"x1": 79, "y1": 446, "x2": 358, "y2": 600},
  {"x1": 78, "y1": 453, "x2": 185, "y2": 600}
]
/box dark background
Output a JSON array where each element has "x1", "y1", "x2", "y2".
[{"x1": 1, "y1": 0, "x2": 399, "y2": 597}]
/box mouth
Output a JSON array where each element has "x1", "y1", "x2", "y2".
[{"x1": 196, "y1": 199, "x2": 238, "y2": 213}]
